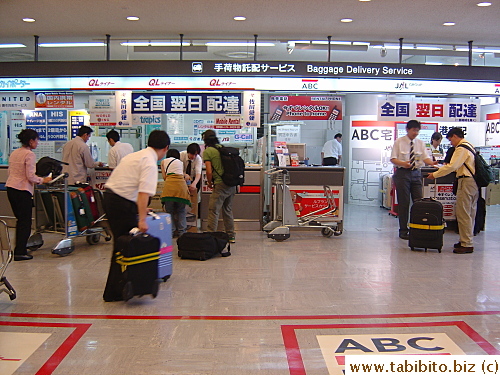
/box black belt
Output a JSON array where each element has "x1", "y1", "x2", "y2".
[{"x1": 457, "y1": 175, "x2": 471, "y2": 179}]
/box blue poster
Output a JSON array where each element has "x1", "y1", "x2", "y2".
[
  {"x1": 25, "y1": 110, "x2": 46, "y2": 125},
  {"x1": 47, "y1": 126, "x2": 68, "y2": 141},
  {"x1": 71, "y1": 115, "x2": 85, "y2": 138},
  {"x1": 27, "y1": 125, "x2": 47, "y2": 141},
  {"x1": 132, "y1": 93, "x2": 241, "y2": 114},
  {"x1": 47, "y1": 110, "x2": 68, "y2": 125}
]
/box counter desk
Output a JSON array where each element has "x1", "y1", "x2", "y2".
[{"x1": 200, "y1": 166, "x2": 263, "y2": 231}]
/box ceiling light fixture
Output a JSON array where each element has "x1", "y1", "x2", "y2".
[
  {"x1": 443, "y1": 22, "x2": 456, "y2": 26},
  {"x1": 359, "y1": 0, "x2": 371, "y2": 2},
  {"x1": 126, "y1": 16, "x2": 140, "y2": 21},
  {"x1": 0, "y1": 44, "x2": 26, "y2": 48},
  {"x1": 477, "y1": 2, "x2": 492, "y2": 6},
  {"x1": 121, "y1": 42, "x2": 191, "y2": 47},
  {"x1": 233, "y1": 16, "x2": 246, "y2": 21},
  {"x1": 340, "y1": 18, "x2": 353, "y2": 23},
  {"x1": 22, "y1": 18, "x2": 36, "y2": 22},
  {"x1": 205, "y1": 42, "x2": 275, "y2": 47},
  {"x1": 39, "y1": 43, "x2": 107, "y2": 48}
]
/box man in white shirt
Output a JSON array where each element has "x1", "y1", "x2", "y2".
[
  {"x1": 427, "y1": 127, "x2": 478, "y2": 254},
  {"x1": 106, "y1": 130, "x2": 134, "y2": 169},
  {"x1": 391, "y1": 120, "x2": 436, "y2": 240},
  {"x1": 62, "y1": 126, "x2": 102, "y2": 184},
  {"x1": 102, "y1": 130, "x2": 170, "y2": 302},
  {"x1": 321, "y1": 133, "x2": 342, "y2": 166}
]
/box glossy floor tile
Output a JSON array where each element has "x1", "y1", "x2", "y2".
[{"x1": 1, "y1": 204, "x2": 499, "y2": 374}]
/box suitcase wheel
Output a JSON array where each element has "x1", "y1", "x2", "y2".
[
  {"x1": 424, "y1": 248, "x2": 428, "y2": 252},
  {"x1": 151, "y1": 279, "x2": 161, "y2": 299},
  {"x1": 122, "y1": 281, "x2": 134, "y2": 302},
  {"x1": 162, "y1": 275, "x2": 170, "y2": 282},
  {"x1": 410, "y1": 247, "x2": 415, "y2": 251},
  {"x1": 438, "y1": 248, "x2": 442, "y2": 253}
]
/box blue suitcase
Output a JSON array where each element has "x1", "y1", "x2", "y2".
[{"x1": 146, "y1": 213, "x2": 173, "y2": 281}]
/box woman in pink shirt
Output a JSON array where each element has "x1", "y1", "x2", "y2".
[{"x1": 6, "y1": 129, "x2": 52, "y2": 261}]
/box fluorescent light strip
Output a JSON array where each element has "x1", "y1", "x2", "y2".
[
  {"x1": 121, "y1": 42, "x2": 191, "y2": 47},
  {"x1": 312, "y1": 40, "x2": 352, "y2": 45},
  {"x1": 39, "y1": 43, "x2": 107, "y2": 47},
  {"x1": 0, "y1": 44, "x2": 26, "y2": 48},
  {"x1": 205, "y1": 42, "x2": 275, "y2": 47}
]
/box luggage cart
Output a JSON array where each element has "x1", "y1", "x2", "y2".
[
  {"x1": 28, "y1": 173, "x2": 112, "y2": 256},
  {"x1": 0, "y1": 220, "x2": 16, "y2": 300},
  {"x1": 263, "y1": 168, "x2": 343, "y2": 241}
]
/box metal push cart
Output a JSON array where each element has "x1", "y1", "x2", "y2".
[
  {"x1": 263, "y1": 168, "x2": 344, "y2": 241},
  {"x1": 0, "y1": 220, "x2": 16, "y2": 300},
  {"x1": 27, "y1": 173, "x2": 112, "y2": 256}
]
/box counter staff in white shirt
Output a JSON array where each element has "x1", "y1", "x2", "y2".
[
  {"x1": 180, "y1": 143, "x2": 203, "y2": 220},
  {"x1": 62, "y1": 126, "x2": 103, "y2": 185},
  {"x1": 390, "y1": 120, "x2": 437, "y2": 240},
  {"x1": 321, "y1": 133, "x2": 342, "y2": 166},
  {"x1": 106, "y1": 130, "x2": 134, "y2": 169},
  {"x1": 427, "y1": 127, "x2": 478, "y2": 254},
  {"x1": 102, "y1": 130, "x2": 170, "y2": 302}
]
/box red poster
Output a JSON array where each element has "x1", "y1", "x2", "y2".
[
  {"x1": 289, "y1": 189, "x2": 340, "y2": 218},
  {"x1": 269, "y1": 95, "x2": 343, "y2": 121},
  {"x1": 35, "y1": 92, "x2": 74, "y2": 108}
]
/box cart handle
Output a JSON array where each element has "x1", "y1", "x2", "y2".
[
  {"x1": 264, "y1": 168, "x2": 288, "y2": 175},
  {"x1": 46, "y1": 173, "x2": 69, "y2": 184}
]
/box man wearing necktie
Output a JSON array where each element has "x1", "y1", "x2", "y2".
[{"x1": 390, "y1": 120, "x2": 437, "y2": 240}]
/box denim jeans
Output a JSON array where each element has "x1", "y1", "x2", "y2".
[
  {"x1": 207, "y1": 182, "x2": 236, "y2": 237},
  {"x1": 164, "y1": 201, "x2": 187, "y2": 235}
]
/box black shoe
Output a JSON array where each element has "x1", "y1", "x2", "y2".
[
  {"x1": 453, "y1": 242, "x2": 461, "y2": 249},
  {"x1": 14, "y1": 254, "x2": 33, "y2": 261},
  {"x1": 399, "y1": 233, "x2": 409, "y2": 240},
  {"x1": 453, "y1": 246, "x2": 474, "y2": 254}
]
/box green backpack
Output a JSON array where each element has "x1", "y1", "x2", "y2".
[{"x1": 458, "y1": 144, "x2": 494, "y2": 187}]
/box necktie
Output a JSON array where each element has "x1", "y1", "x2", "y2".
[
  {"x1": 186, "y1": 160, "x2": 192, "y2": 177},
  {"x1": 409, "y1": 141, "x2": 415, "y2": 170}
]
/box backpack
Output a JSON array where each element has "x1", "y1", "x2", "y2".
[
  {"x1": 215, "y1": 146, "x2": 245, "y2": 187},
  {"x1": 36, "y1": 157, "x2": 67, "y2": 177},
  {"x1": 458, "y1": 144, "x2": 494, "y2": 187}
]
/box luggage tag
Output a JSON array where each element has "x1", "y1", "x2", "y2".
[{"x1": 79, "y1": 208, "x2": 85, "y2": 215}]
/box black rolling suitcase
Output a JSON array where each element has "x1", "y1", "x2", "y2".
[
  {"x1": 408, "y1": 196, "x2": 445, "y2": 253},
  {"x1": 115, "y1": 233, "x2": 161, "y2": 301}
]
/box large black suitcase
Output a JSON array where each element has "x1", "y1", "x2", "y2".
[
  {"x1": 408, "y1": 198, "x2": 445, "y2": 253},
  {"x1": 115, "y1": 233, "x2": 161, "y2": 301},
  {"x1": 177, "y1": 232, "x2": 231, "y2": 261}
]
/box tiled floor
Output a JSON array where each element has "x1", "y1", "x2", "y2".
[{"x1": 1, "y1": 204, "x2": 499, "y2": 374}]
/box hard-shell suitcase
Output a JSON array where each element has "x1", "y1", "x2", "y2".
[
  {"x1": 177, "y1": 232, "x2": 231, "y2": 261},
  {"x1": 408, "y1": 198, "x2": 445, "y2": 253},
  {"x1": 145, "y1": 212, "x2": 173, "y2": 281},
  {"x1": 115, "y1": 232, "x2": 161, "y2": 301}
]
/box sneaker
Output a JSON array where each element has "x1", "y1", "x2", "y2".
[{"x1": 228, "y1": 236, "x2": 235, "y2": 244}]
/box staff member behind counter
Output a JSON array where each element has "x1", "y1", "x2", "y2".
[
  {"x1": 390, "y1": 120, "x2": 437, "y2": 240},
  {"x1": 62, "y1": 125, "x2": 103, "y2": 185},
  {"x1": 321, "y1": 133, "x2": 342, "y2": 166}
]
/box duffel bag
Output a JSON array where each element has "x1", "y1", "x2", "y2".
[{"x1": 177, "y1": 232, "x2": 231, "y2": 260}]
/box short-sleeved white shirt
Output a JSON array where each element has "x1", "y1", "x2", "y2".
[
  {"x1": 390, "y1": 135, "x2": 430, "y2": 169},
  {"x1": 322, "y1": 139, "x2": 342, "y2": 158},
  {"x1": 108, "y1": 141, "x2": 134, "y2": 168},
  {"x1": 161, "y1": 157, "x2": 184, "y2": 175},
  {"x1": 179, "y1": 151, "x2": 202, "y2": 178},
  {"x1": 105, "y1": 147, "x2": 159, "y2": 202}
]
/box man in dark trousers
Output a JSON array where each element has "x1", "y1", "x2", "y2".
[
  {"x1": 390, "y1": 120, "x2": 437, "y2": 240},
  {"x1": 102, "y1": 130, "x2": 170, "y2": 302}
]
